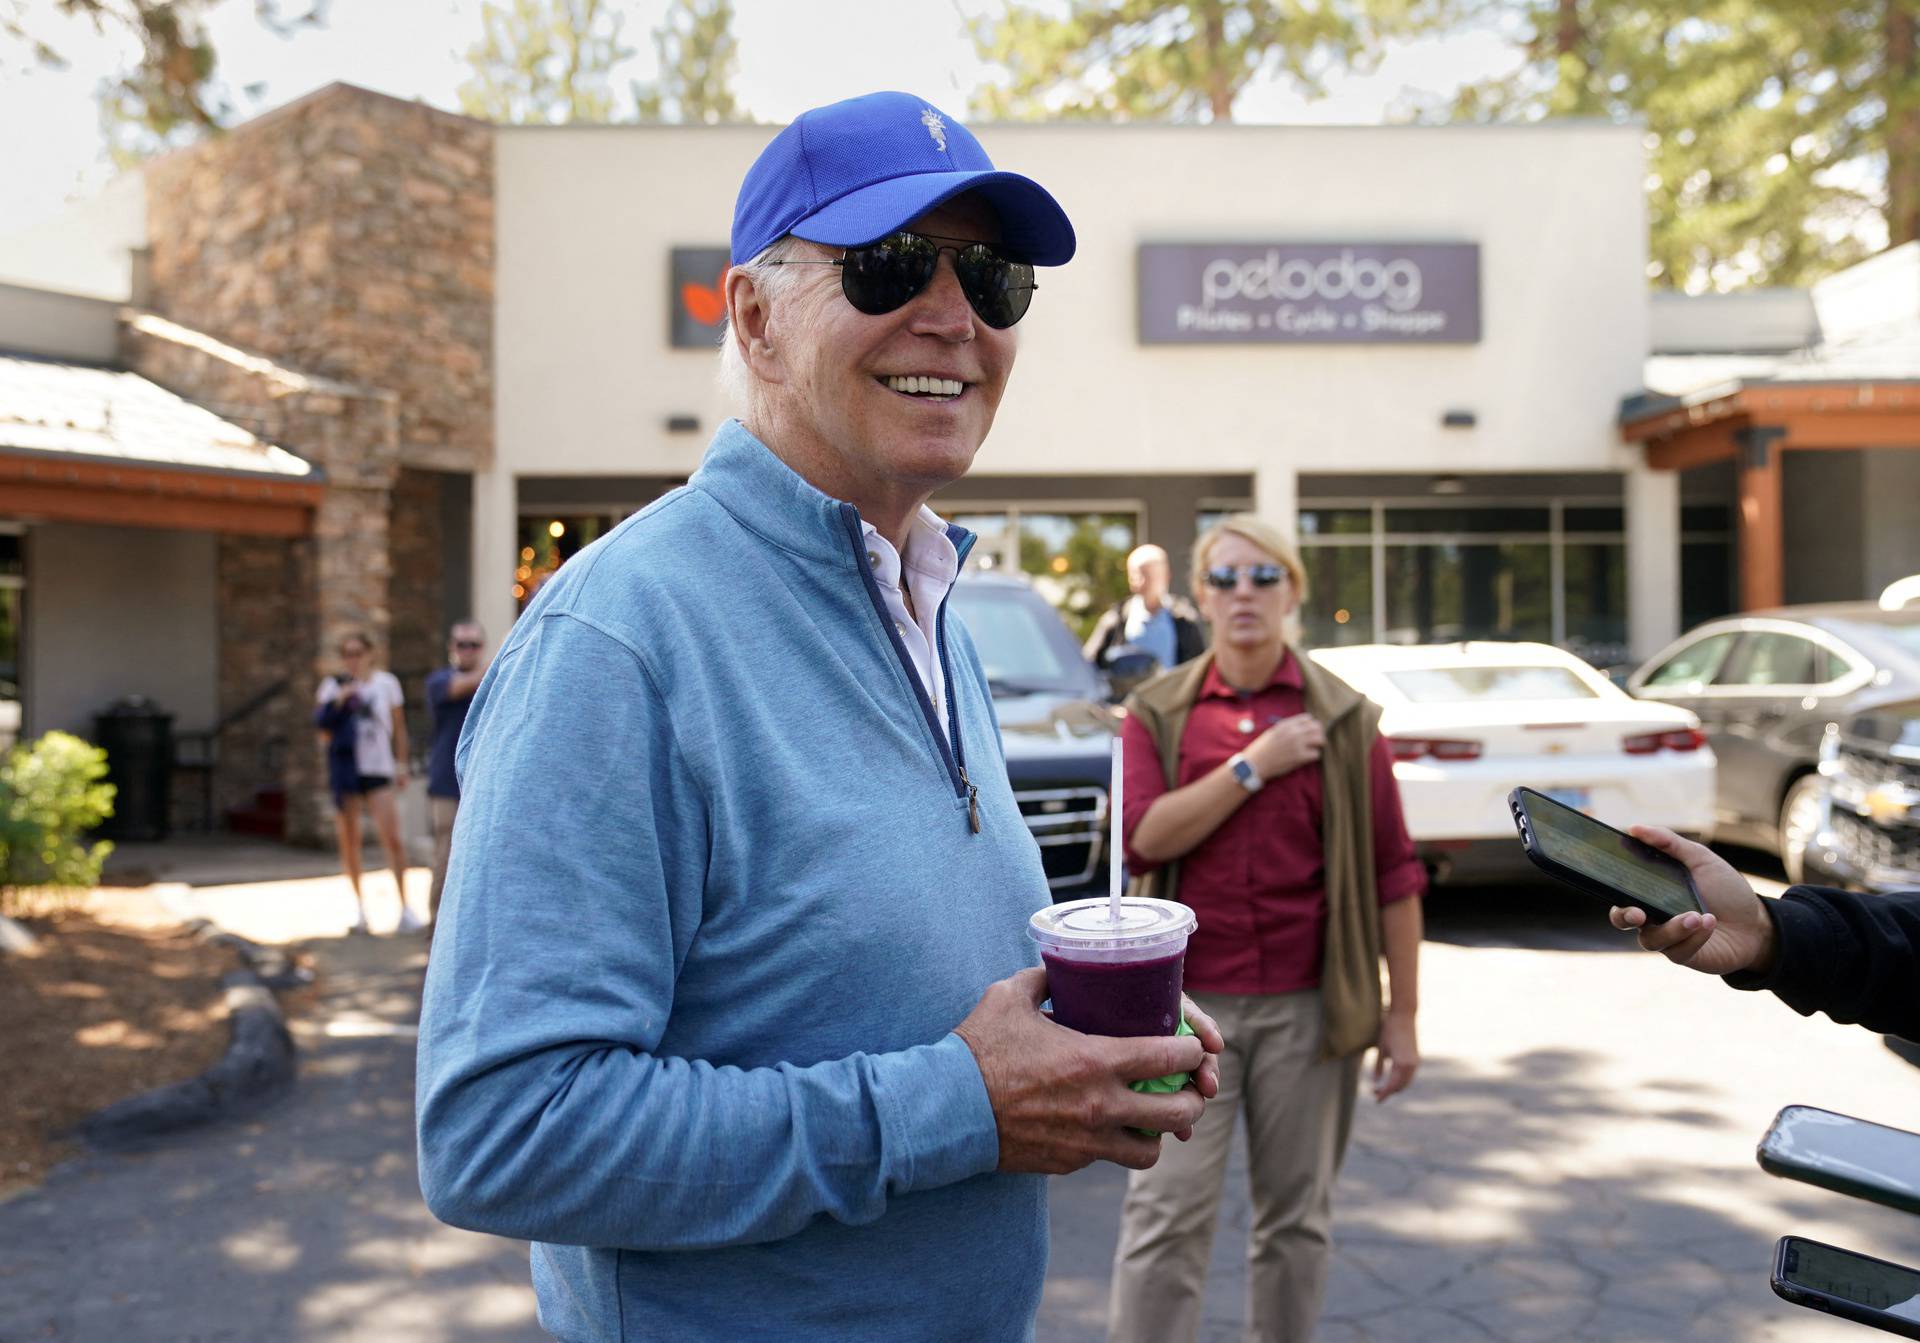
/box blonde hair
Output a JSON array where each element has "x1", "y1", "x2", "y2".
[{"x1": 1191, "y1": 514, "x2": 1309, "y2": 604}]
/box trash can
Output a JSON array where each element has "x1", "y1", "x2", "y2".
[{"x1": 94, "y1": 696, "x2": 174, "y2": 842}]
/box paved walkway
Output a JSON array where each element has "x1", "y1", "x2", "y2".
[
  {"x1": 3, "y1": 844, "x2": 542, "y2": 1342},
  {"x1": 2, "y1": 841, "x2": 1916, "y2": 1341},
  {"x1": 1045, "y1": 884, "x2": 1920, "y2": 1343}
]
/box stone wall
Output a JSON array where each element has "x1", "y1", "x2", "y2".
[
  {"x1": 214, "y1": 533, "x2": 314, "y2": 826},
  {"x1": 126, "y1": 82, "x2": 494, "y2": 842},
  {"x1": 142, "y1": 83, "x2": 493, "y2": 474},
  {"x1": 387, "y1": 466, "x2": 448, "y2": 749},
  {"x1": 123, "y1": 318, "x2": 401, "y2": 845}
]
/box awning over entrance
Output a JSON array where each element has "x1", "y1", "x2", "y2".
[
  {"x1": 0, "y1": 353, "x2": 323, "y2": 536},
  {"x1": 1621, "y1": 316, "x2": 1920, "y2": 611}
]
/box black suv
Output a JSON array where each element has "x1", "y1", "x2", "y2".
[
  {"x1": 1815, "y1": 692, "x2": 1920, "y2": 892},
  {"x1": 948, "y1": 572, "x2": 1119, "y2": 901}
]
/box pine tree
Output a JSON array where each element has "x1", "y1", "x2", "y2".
[
  {"x1": 633, "y1": 0, "x2": 742, "y2": 125},
  {"x1": 457, "y1": 0, "x2": 635, "y2": 125},
  {"x1": 970, "y1": 0, "x2": 1457, "y2": 123},
  {"x1": 1447, "y1": 0, "x2": 1919, "y2": 289}
]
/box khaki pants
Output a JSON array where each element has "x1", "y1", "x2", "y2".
[
  {"x1": 429, "y1": 796, "x2": 460, "y2": 926},
  {"x1": 1108, "y1": 989, "x2": 1361, "y2": 1343}
]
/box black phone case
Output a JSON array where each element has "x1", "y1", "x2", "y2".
[
  {"x1": 1772, "y1": 1238, "x2": 1920, "y2": 1341},
  {"x1": 1758, "y1": 1106, "x2": 1920, "y2": 1217},
  {"x1": 1507, "y1": 788, "x2": 1702, "y2": 924}
]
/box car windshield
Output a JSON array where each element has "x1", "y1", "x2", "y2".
[
  {"x1": 948, "y1": 585, "x2": 1087, "y2": 695},
  {"x1": 1383, "y1": 665, "x2": 1601, "y2": 702}
]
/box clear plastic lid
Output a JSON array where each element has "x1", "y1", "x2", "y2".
[{"x1": 1028, "y1": 897, "x2": 1197, "y2": 956}]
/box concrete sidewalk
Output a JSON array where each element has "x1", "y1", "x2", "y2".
[
  {"x1": 5, "y1": 847, "x2": 1916, "y2": 1341},
  {"x1": 104, "y1": 834, "x2": 433, "y2": 942},
  {"x1": 0, "y1": 864, "x2": 545, "y2": 1343}
]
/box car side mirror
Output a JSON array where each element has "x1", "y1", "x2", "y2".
[{"x1": 1102, "y1": 645, "x2": 1161, "y2": 702}]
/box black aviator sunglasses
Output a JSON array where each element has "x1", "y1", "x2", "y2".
[
  {"x1": 765, "y1": 230, "x2": 1038, "y2": 329},
  {"x1": 1204, "y1": 563, "x2": 1288, "y2": 591}
]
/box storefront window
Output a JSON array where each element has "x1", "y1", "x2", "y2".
[
  {"x1": 949, "y1": 512, "x2": 1015, "y2": 572},
  {"x1": 1298, "y1": 508, "x2": 1371, "y2": 537},
  {"x1": 1195, "y1": 509, "x2": 1235, "y2": 538},
  {"x1": 1383, "y1": 506, "x2": 1551, "y2": 534},
  {"x1": 1384, "y1": 542, "x2": 1552, "y2": 644},
  {"x1": 1564, "y1": 506, "x2": 1626, "y2": 533},
  {"x1": 947, "y1": 506, "x2": 1140, "y2": 642},
  {"x1": 514, "y1": 513, "x2": 630, "y2": 608},
  {"x1": 1564, "y1": 542, "x2": 1628, "y2": 665},
  {"x1": 1018, "y1": 512, "x2": 1136, "y2": 642},
  {"x1": 1300, "y1": 547, "x2": 1373, "y2": 648},
  {"x1": 1681, "y1": 505, "x2": 1735, "y2": 630},
  {"x1": 1295, "y1": 493, "x2": 1639, "y2": 662}
]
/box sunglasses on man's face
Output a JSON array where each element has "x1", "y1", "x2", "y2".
[
  {"x1": 1203, "y1": 563, "x2": 1289, "y2": 591},
  {"x1": 451, "y1": 640, "x2": 483, "y2": 651},
  {"x1": 767, "y1": 231, "x2": 1037, "y2": 329}
]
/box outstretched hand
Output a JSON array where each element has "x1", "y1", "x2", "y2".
[{"x1": 1610, "y1": 826, "x2": 1777, "y2": 978}]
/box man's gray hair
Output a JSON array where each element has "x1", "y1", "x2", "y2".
[{"x1": 715, "y1": 235, "x2": 815, "y2": 411}]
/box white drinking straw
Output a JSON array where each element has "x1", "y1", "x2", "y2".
[{"x1": 1109, "y1": 736, "x2": 1124, "y2": 924}]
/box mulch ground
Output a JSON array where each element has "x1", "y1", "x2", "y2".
[{"x1": 0, "y1": 895, "x2": 238, "y2": 1199}]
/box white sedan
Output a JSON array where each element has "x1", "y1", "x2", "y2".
[{"x1": 1308, "y1": 642, "x2": 1717, "y2": 883}]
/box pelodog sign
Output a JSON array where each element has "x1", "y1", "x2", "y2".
[{"x1": 1137, "y1": 242, "x2": 1481, "y2": 345}]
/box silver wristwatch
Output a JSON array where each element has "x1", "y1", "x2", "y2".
[{"x1": 1228, "y1": 752, "x2": 1264, "y2": 794}]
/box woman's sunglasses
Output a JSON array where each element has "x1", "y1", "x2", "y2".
[
  {"x1": 1203, "y1": 563, "x2": 1289, "y2": 591},
  {"x1": 767, "y1": 231, "x2": 1037, "y2": 329}
]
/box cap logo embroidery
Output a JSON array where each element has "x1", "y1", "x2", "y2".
[{"x1": 921, "y1": 108, "x2": 947, "y2": 152}]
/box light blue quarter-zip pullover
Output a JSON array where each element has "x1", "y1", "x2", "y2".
[{"x1": 417, "y1": 420, "x2": 1053, "y2": 1342}]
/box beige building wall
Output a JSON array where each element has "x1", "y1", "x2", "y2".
[
  {"x1": 491, "y1": 122, "x2": 1666, "y2": 653},
  {"x1": 485, "y1": 120, "x2": 1665, "y2": 648},
  {"x1": 25, "y1": 523, "x2": 218, "y2": 738}
]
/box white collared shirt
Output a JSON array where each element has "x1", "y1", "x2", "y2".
[{"x1": 860, "y1": 507, "x2": 960, "y2": 743}]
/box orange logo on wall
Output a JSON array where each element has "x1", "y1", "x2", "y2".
[
  {"x1": 681, "y1": 264, "x2": 729, "y2": 326},
  {"x1": 670, "y1": 247, "x2": 733, "y2": 347}
]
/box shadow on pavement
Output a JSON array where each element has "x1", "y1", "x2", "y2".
[
  {"x1": 1420, "y1": 883, "x2": 1646, "y2": 955},
  {"x1": 0, "y1": 935, "x2": 543, "y2": 1343},
  {"x1": 1044, "y1": 1046, "x2": 1916, "y2": 1343}
]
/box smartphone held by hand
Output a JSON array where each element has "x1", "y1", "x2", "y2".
[
  {"x1": 1772, "y1": 1236, "x2": 1920, "y2": 1340},
  {"x1": 1507, "y1": 787, "x2": 1704, "y2": 924},
  {"x1": 1758, "y1": 1105, "x2": 1920, "y2": 1218}
]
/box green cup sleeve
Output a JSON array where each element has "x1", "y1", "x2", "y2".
[{"x1": 1127, "y1": 1016, "x2": 1197, "y2": 1138}]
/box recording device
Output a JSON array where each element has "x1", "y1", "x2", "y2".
[
  {"x1": 1759, "y1": 1106, "x2": 1920, "y2": 1218},
  {"x1": 1507, "y1": 787, "x2": 1704, "y2": 924},
  {"x1": 1772, "y1": 1236, "x2": 1920, "y2": 1339}
]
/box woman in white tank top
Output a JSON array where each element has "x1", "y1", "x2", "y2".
[{"x1": 314, "y1": 631, "x2": 420, "y2": 934}]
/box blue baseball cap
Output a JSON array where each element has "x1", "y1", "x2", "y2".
[{"x1": 730, "y1": 91, "x2": 1076, "y2": 268}]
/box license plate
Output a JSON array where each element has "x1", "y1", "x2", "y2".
[{"x1": 1544, "y1": 788, "x2": 1591, "y2": 812}]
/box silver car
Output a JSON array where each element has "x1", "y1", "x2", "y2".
[{"x1": 1626, "y1": 605, "x2": 1920, "y2": 881}]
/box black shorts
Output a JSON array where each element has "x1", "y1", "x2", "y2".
[{"x1": 333, "y1": 774, "x2": 392, "y2": 808}]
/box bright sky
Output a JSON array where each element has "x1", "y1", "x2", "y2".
[{"x1": 0, "y1": 0, "x2": 1524, "y2": 236}]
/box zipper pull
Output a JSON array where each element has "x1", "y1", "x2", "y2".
[{"x1": 959, "y1": 766, "x2": 981, "y2": 834}]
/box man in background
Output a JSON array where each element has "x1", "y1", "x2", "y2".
[
  {"x1": 423, "y1": 619, "x2": 486, "y2": 932},
  {"x1": 1085, "y1": 542, "x2": 1207, "y2": 673}
]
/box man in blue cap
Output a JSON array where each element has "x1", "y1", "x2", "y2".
[{"x1": 418, "y1": 92, "x2": 1225, "y2": 1342}]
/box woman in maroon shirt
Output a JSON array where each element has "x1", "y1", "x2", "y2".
[{"x1": 1107, "y1": 516, "x2": 1425, "y2": 1343}]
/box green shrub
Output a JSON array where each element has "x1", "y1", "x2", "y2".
[{"x1": 0, "y1": 731, "x2": 116, "y2": 911}]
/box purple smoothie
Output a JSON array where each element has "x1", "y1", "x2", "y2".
[{"x1": 1043, "y1": 948, "x2": 1186, "y2": 1038}]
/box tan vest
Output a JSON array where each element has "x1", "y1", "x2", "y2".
[{"x1": 1123, "y1": 649, "x2": 1385, "y2": 1060}]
